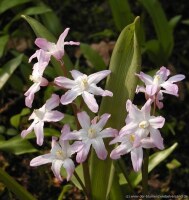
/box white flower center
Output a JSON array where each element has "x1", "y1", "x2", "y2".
[
  {"x1": 34, "y1": 109, "x2": 45, "y2": 120},
  {"x1": 56, "y1": 150, "x2": 66, "y2": 160},
  {"x1": 80, "y1": 78, "x2": 89, "y2": 91},
  {"x1": 139, "y1": 120, "x2": 149, "y2": 129},
  {"x1": 88, "y1": 128, "x2": 97, "y2": 139},
  {"x1": 29, "y1": 74, "x2": 41, "y2": 83},
  {"x1": 153, "y1": 75, "x2": 162, "y2": 85}
]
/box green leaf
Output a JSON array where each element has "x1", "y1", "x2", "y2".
[
  {"x1": 8, "y1": 74, "x2": 24, "y2": 92},
  {"x1": 169, "y1": 15, "x2": 182, "y2": 30},
  {"x1": 0, "y1": 0, "x2": 31, "y2": 14},
  {"x1": 139, "y1": 0, "x2": 174, "y2": 63},
  {"x1": 129, "y1": 143, "x2": 178, "y2": 187},
  {"x1": 0, "y1": 168, "x2": 36, "y2": 200},
  {"x1": 0, "y1": 35, "x2": 9, "y2": 57},
  {"x1": 108, "y1": 0, "x2": 134, "y2": 31},
  {"x1": 0, "y1": 54, "x2": 23, "y2": 90},
  {"x1": 21, "y1": 15, "x2": 73, "y2": 74},
  {"x1": 10, "y1": 108, "x2": 30, "y2": 128},
  {"x1": 166, "y1": 159, "x2": 181, "y2": 170},
  {"x1": 91, "y1": 17, "x2": 141, "y2": 200},
  {"x1": 0, "y1": 135, "x2": 38, "y2": 155},
  {"x1": 80, "y1": 43, "x2": 107, "y2": 70}
]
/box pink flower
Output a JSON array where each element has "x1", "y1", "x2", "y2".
[
  {"x1": 136, "y1": 66, "x2": 185, "y2": 109},
  {"x1": 120, "y1": 99, "x2": 165, "y2": 150},
  {"x1": 110, "y1": 133, "x2": 155, "y2": 171},
  {"x1": 54, "y1": 70, "x2": 113, "y2": 113},
  {"x1": 21, "y1": 94, "x2": 64, "y2": 145},
  {"x1": 32, "y1": 28, "x2": 80, "y2": 61},
  {"x1": 30, "y1": 125, "x2": 79, "y2": 181},
  {"x1": 61, "y1": 111, "x2": 118, "y2": 163},
  {"x1": 25, "y1": 50, "x2": 50, "y2": 108}
]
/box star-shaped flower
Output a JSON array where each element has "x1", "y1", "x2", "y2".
[{"x1": 54, "y1": 70, "x2": 113, "y2": 113}]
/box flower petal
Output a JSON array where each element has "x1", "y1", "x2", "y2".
[
  {"x1": 44, "y1": 111, "x2": 64, "y2": 122},
  {"x1": 156, "y1": 66, "x2": 170, "y2": 81},
  {"x1": 54, "y1": 76, "x2": 75, "y2": 89},
  {"x1": 110, "y1": 143, "x2": 131, "y2": 159},
  {"x1": 126, "y1": 100, "x2": 142, "y2": 120},
  {"x1": 76, "y1": 142, "x2": 91, "y2": 163},
  {"x1": 82, "y1": 92, "x2": 98, "y2": 113},
  {"x1": 141, "y1": 137, "x2": 156, "y2": 149},
  {"x1": 77, "y1": 111, "x2": 91, "y2": 129},
  {"x1": 60, "y1": 90, "x2": 79, "y2": 105},
  {"x1": 88, "y1": 85, "x2": 113, "y2": 97},
  {"x1": 70, "y1": 70, "x2": 84, "y2": 79},
  {"x1": 21, "y1": 122, "x2": 35, "y2": 138},
  {"x1": 30, "y1": 153, "x2": 53, "y2": 166},
  {"x1": 167, "y1": 74, "x2": 185, "y2": 83},
  {"x1": 146, "y1": 85, "x2": 159, "y2": 96},
  {"x1": 88, "y1": 70, "x2": 111, "y2": 84},
  {"x1": 119, "y1": 122, "x2": 138, "y2": 135},
  {"x1": 51, "y1": 160, "x2": 64, "y2": 181},
  {"x1": 149, "y1": 116, "x2": 165, "y2": 129},
  {"x1": 161, "y1": 82, "x2": 178, "y2": 96},
  {"x1": 56, "y1": 28, "x2": 70, "y2": 48},
  {"x1": 100, "y1": 128, "x2": 118, "y2": 138},
  {"x1": 149, "y1": 128, "x2": 164, "y2": 150},
  {"x1": 136, "y1": 72, "x2": 153, "y2": 85},
  {"x1": 45, "y1": 94, "x2": 60, "y2": 110},
  {"x1": 62, "y1": 158, "x2": 75, "y2": 181},
  {"x1": 92, "y1": 138, "x2": 107, "y2": 160},
  {"x1": 34, "y1": 121, "x2": 44, "y2": 146},
  {"x1": 35, "y1": 38, "x2": 53, "y2": 51},
  {"x1": 131, "y1": 147, "x2": 143, "y2": 172}
]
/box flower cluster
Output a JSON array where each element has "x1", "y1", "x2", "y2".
[{"x1": 22, "y1": 29, "x2": 185, "y2": 181}]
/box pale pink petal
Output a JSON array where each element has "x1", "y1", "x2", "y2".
[
  {"x1": 92, "y1": 138, "x2": 107, "y2": 160},
  {"x1": 61, "y1": 130, "x2": 85, "y2": 141},
  {"x1": 35, "y1": 38, "x2": 53, "y2": 51},
  {"x1": 141, "y1": 99, "x2": 152, "y2": 119},
  {"x1": 156, "y1": 91, "x2": 164, "y2": 109},
  {"x1": 135, "y1": 128, "x2": 149, "y2": 139},
  {"x1": 64, "y1": 41, "x2": 80, "y2": 46},
  {"x1": 69, "y1": 141, "x2": 84, "y2": 155},
  {"x1": 51, "y1": 160, "x2": 64, "y2": 181},
  {"x1": 45, "y1": 94, "x2": 60, "y2": 110},
  {"x1": 34, "y1": 121, "x2": 44, "y2": 146},
  {"x1": 63, "y1": 158, "x2": 75, "y2": 181},
  {"x1": 88, "y1": 85, "x2": 113, "y2": 96},
  {"x1": 60, "y1": 90, "x2": 79, "y2": 105},
  {"x1": 76, "y1": 142, "x2": 91, "y2": 163},
  {"x1": 54, "y1": 76, "x2": 75, "y2": 89},
  {"x1": 94, "y1": 113, "x2": 110, "y2": 130},
  {"x1": 44, "y1": 111, "x2": 64, "y2": 122},
  {"x1": 136, "y1": 85, "x2": 146, "y2": 94},
  {"x1": 109, "y1": 135, "x2": 124, "y2": 145},
  {"x1": 82, "y1": 92, "x2": 98, "y2": 113},
  {"x1": 40, "y1": 77, "x2": 49, "y2": 86},
  {"x1": 149, "y1": 128, "x2": 164, "y2": 150},
  {"x1": 141, "y1": 138, "x2": 156, "y2": 149},
  {"x1": 52, "y1": 50, "x2": 64, "y2": 60},
  {"x1": 146, "y1": 85, "x2": 159, "y2": 96},
  {"x1": 126, "y1": 100, "x2": 142, "y2": 120},
  {"x1": 21, "y1": 122, "x2": 35, "y2": 138},
  {"x1": 131, "y1": 147, "x2": 143, "y2": 172},
  {"x1": 136, "y1": 72, "x2": 153, "y2": 85},
  {"x1": 119, "y1": 123, "x2": 138, "y2": 135},
  {"x1": 167, "y1": 74, "x2": 185, "y2": 83},
  {"x1": 77, "y1": 111, "x2": 91, "y2": 129},
  {"x1": 149, "y1": 116, "x2": 165, "y2": 129},
  {"x1": 60, "y1": 124, "x2": 71, "y2": 140},
  {"x1": 30, "y1": 153, "x2": 53, "y2": 166},
  {"x1": 56, "y1": 28, "x2": 70, "y2": 48},
  {"x1": 51, "y1": 137, "x2": 58, "y2": 149},
  {"x1": 70, "y1": 70, "x2": 84, "y2": 79},
  {"x1": 88, "y1": 70, "x2": 111, "y2": 84},
  {"x1": 156, "y1": 66, "x2": 170, "y2": 81},
  {"x1": 161, "y1": 82, "x2": 178, "y2": 96},
  {"x1": 99, "y1": 128, "x2": 118, "y2": 138},
  {"x1": 29, "y1": 50, "x2": 40, "y2": 63},
  {"x1": 110, "y1": 143, "x2": 131, "y2": 159}
]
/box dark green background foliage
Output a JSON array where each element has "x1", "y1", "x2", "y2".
[{"x1": 0, "y1": 0, "x2": 188, "y2": 199}]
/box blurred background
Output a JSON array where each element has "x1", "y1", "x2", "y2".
[{"x1": 0, "y1": 0, "x2": 188, "y2": 199}]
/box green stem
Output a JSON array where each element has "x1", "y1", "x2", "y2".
[
  {"x1": 82, "y1": 159, "x2": 92, "y2": 199},
  {"x1": 73, "y1": 171, "x2": 88, "y2": 196},
  {"x1": 142, "y1": 149, "x2": 149, "y2": 194},
  {"x1": 0, "y1": 168, "x2": 36, "y2": 200},
  {"x1": 117, "y1": 159, "x2": 134, "y2": 193}
]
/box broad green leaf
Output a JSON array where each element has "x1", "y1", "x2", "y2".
[
  {"x1": 129, "y1": 143, "x2": 178, "y2": 187},
  {"x1": 108, "y1": 0, "x2": 134, "y2": 31},
  {"x1": 80, "y1": 43, "x2": 107, "y2": 70},
  {"x1": 21, "y1": 15, "x2": 73, "y2": 74},
  {"x1": 10, "y1": 108, "x2": 30, "y2": 128},
  {"x1": 0, "y1": 35, "x2": 9, "y2": 57},
  {"x1": 0, "y1": 0, "x2": 31, "y2": 14},
  {"x1": 0, "y1": 135, "x2": 38, "y2": 155},
  {"x1": 0, "y1": 54, "x2": 23, "y2": 90},
  {"x1": 91, "y1": 17, "x2": 141, "y2": 200},
  {"x1": 139, "y1": 0, "x2": 174, "y2": 63},
  {"x1": 8, "y1": 74, "x2": 24, "y2": 92},
  {"x1": 0, "y1": 168, "x2": 36, "y2": 200}
]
